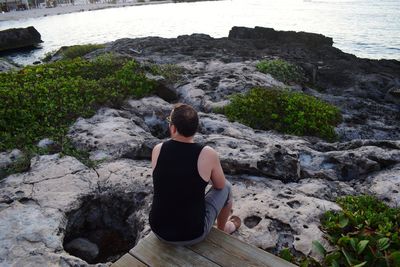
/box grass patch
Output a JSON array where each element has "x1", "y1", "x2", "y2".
[
  {"x1": 0, "y1": 54, "x2": 155, "y2": 153},
  {"x1": 223, "y1": 87, "x2": 341, "y2": 141},
  {"x1": 256, "y1": 59, "x2": 305, "y2": 84}
]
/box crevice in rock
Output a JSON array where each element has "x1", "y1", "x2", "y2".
[
  {"x1": 143, "y1": 114, "x2": 170, "y2": 139},
  {"x1": 244, "y1": 215, "x2": 262, "y2": 229},
  {"x1": 24, "y1": 168, "x2": 86, "y2": 185},
  {"x1": 367, "y1": 155, "x2": 397, "y2": 169},
  {"x1": 265, "y1": 215, "x2": 299, "y2": 255},
  {"x1": 286, "y1": 200, "x2": 301, "y2": 209},
  {"x1": 63, "y1": 192, "x2": 146, "y2": 264},
  {"x1": 18, "y1": 197, "x2": 37, "y2": 205}
]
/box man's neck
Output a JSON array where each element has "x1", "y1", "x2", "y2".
[{"x1": 172, "y1": 135, "x2": 195, "y2": 143}]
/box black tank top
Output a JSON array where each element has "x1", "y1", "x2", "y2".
[{"x1": 149, "y1": 139, "x2": 208, "y2": 241}]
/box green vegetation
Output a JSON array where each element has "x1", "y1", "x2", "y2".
[
  {"x1": 223, "y1": 87, "x2": 341, "y2": 141},
  {"x1": 0, "y1": 54, "x2": 155, "y2": 154},
  {"x1": 280, "y1": 195, "x2": 400, "y2": 267},
  {"x1": 60, "y1": 43, "x2": 105, "y2": 60},
  {"x1": 256, "y1": 59, "x2": 305, "y2": 84},
  {"x1": 42, "y1": 44, "x2": 105, "y2": 62},
  {"x1": 0, "y1": 152, "x2": 31, "y2": 179},
  {"x1": 314, "y1": 195, "x2": 400, "y2": 267}
]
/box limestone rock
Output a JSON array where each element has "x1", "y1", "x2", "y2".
[
  {"x1": 64, "y1": 238, "x2": 99, "y2": 263},
  {"x1": 0, "y1": 26, "x2": 42, "y2": 52},
  {"x1": 68, "y1": 108, "x2": 157, "y2": 161},
  {"x1": 0, "y1": 58, "x2": 18, "y2": 72},
  {"x1": 0, "y1": 149, "x2": 24, "y2": 170},
  {"x1": 228, "y1": 175, "x2": 341, "y2": 256},
  {"x1": 145, "y1": 73, "x2": 179, "y2": 102},
  {"x1": 228, "y1": 26, "x2": 334, "y2": 48},
  {"x1": 1, "y1": 26, "x2": 400, "y2": 265},
  {"x1": 385, "y1": 87, "x2": 400, "y2": 104},
  {"x1": 299, "y1": 140, "x2": 400, "y2": 181},
  {"x1": 0, "y1": 149, "x2": 25, "y2": 179},
  {"x1": 107, "y1": 27, "x2": 400, "y2": 140},
  {"x1": 0, "y1": 154, "x2": 152, "y2": 266},
  {"x1": 0, "y1": 155, "x2": 98, "y2": 266},
  {"x1": 356, "y1": 164, "x2": 400, "y2": 207},
  {"x1": 37, "y1": 138, "x2": 55, "y2": 149}
]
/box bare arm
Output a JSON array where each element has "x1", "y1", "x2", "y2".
[
  {"x1": 198, "y1": 146, "x2": 225, "y2": 189},
  {"x1": 151, "y1": 143, "x2": 163, "y2": 170}
]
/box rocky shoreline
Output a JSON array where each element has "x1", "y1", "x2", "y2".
[{"x1": 0, "y1": 26, "x2": 399, "y2": 266}]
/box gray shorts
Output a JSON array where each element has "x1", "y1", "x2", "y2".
[{"x1": 154, "y1": 180, "x2": 232, "y2": 246}]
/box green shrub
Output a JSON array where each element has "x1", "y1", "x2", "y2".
[
  {"x1": 61, "y1": 44, "x2": 105, "y2": 59},
  {"x1": 223, "y1": 87, "x2": 341, "y2": 141},
  {"x1": 279, "y1": 196, "x2": 400, "y2": 267},
  {"x1": 0, "y1": 55, "x2": 155, "y2": 152},
  {"x1": 279, "y1": 248, "x2": 320, "y2": 267},
  {"x1": 314, "y1": 195, "x2": 400, "y2": 267},
  {"x1": 256, "y1": 59, "x2": 305, "y2": 84}
]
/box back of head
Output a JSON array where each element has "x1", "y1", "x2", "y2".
[{"x1": 171, "y1": 104, "x2": 199, "y2": 137}]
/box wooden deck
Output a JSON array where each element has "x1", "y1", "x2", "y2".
[{"x1": 111, "y1": 227, "x2": 297, "y2": 267}]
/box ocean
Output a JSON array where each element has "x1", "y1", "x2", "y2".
[{"x1": 1, "y1": 0, "x2": 399, "y2": 65}]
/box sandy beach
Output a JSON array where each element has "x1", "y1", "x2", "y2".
[{"x1": 0, "y1": 0, "x2": 173, "y2": 22}]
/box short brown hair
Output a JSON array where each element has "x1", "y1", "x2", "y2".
[{"x1": 171, "y1": 104, "x2": 199, "y2": 137}]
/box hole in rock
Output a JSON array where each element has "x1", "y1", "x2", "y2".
[
  {"x1": 244, "y1": 215, "x2": 262, "y2": 228},
  {"x1": 287, "y1": 200, "x2": 301, "y2": 209},
  {"x1": 63, "y1": 193, "x2": 146, "y2": 264},
  {"x1": 144, "y1": 115, "x2": 170, "y2": 139}
]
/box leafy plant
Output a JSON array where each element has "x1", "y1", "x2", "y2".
[
  {"x1": 279, "y1": 247, "x2": 321, "y2": 267},
  {"x1": 223, "y1": 87, "x2": 342, "y2": 141},
  {"x1": 256, "y1": 59, "x2": 305, "y2": 84},
  {"x1": 314, "y1": 195, "x2": 400, "y2": 267},
  {"x1": 0, "y1": 54, "x2": 155, "y2": 156}
]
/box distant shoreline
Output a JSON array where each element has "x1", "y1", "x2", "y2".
[{"x1": 0, "y1": 0, "x2": 193, "y2": 22}]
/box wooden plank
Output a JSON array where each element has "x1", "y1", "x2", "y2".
[
  {"x1": 188, "y1": 228, "x2": 298, "y2": 267},
  {"x1": 130, "y1": 232, "x2": 220, "y2": 267},
  {"x1": 111, "y1": 253, "x2": 147, "y2": 267}
]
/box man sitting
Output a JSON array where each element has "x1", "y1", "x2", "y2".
[{"x1": 149, "y1": 103, "x2": 241, "y2": 245}]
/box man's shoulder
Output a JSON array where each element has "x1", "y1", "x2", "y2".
[
  {"x1": 202, "y1": 145, "x2": 215, "y2": 152},
  {"x1": 199, "y1": 145, "x2": 218, "y2": 158},
  {"x1": 152, "y1": 142, "x2": 163, "y2": 153}
]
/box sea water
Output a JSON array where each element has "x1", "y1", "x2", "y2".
[{"x1": 1, "y1": 0, "x2": 399, "y2": 65}]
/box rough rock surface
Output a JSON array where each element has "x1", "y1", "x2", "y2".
[
  {"x1": 0, "y1": 26, "x2": 42, "y2": 52},
  {"x1": 68, "y1": 108, "x2": 157, "y2": 161},
  {"x1": 0, "y1": 155, "x2": 152, "y2": 266},
  {"x1": 0, "y1": 58, "x2": 18, "y2": 72},
  {"x1": 0, "y1": 149, "x2": 24, "y2": 178},
  {"x1": 102, "y1": 26, "x2": 400, "y2": 140},
  {"x1": 1, "y1": 27, "x2": 399, "y2": 266}
]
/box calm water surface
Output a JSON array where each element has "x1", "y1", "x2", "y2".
[{"x1": 1, "y1": 0, "x2": 399, "y2": 65}]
